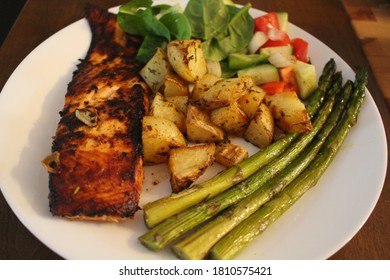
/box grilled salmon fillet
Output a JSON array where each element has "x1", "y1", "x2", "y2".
[{"x1": 42, "y1": 5, "x2": 150, "y2": 222}]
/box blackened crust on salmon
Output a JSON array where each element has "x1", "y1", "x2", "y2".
[
  {"x1": 47, "y1": 5, "x2": 150, "y2": 221},
  {"x1": 83, "y1": 3, "x2": 142, "y2": 62}
]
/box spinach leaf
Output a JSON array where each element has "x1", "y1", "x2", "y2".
[
  {"x1": 159, "y1": 12, "x2": 192, "y2": 40},
  {"x1": 223, "y1": 3, "x2": 254, "y2": 51},
  {"x1": 119, "y1": 0, "x2": 152, "y2": 13},
  {"x1": 151, "y1": 4, "x2": 172, "y2": 16},
  {"x1": 152, "y1": 4, "x2": 182, "y2": 17},
  {"x1": 117, "y1": 0, "x2": 171, "y2": 42},
  {"x1": 184, "y1": 0, "x2": 229, "y2": 40},
  {"x1": 183, "y1": 0, "x2": 206, "y2": 39},
  {"x1": 117, "y1": 1, "x2": 194, "y2": 63},
  {"x1": 202, "y1": 3, "x2": 254, "y2": 61},
  {"x1": 136, "y1": 34, "x2": 167, "y2": 63},
  {"x1": 184, "y1": 0, "x2": 253, "y2": 61}
]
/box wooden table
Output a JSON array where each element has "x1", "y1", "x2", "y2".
[{"x1": 1, "y1": 0, "x2": 389, "y2": 260}]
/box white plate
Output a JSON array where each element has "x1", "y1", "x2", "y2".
[{"x1": 0, "y1": 0, "x2": 387, "y2": 260}]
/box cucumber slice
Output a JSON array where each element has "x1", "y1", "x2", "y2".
[
  {"x1": 228, "y1": 53, "x2": 269, "y2": 70},
  {"x1": 260, "y1": 45, "x2": 293, "y2": 57},
  {"x1": 293, "y1": 61, "x2": 318, "y2": 99},
  {"x1": 268, "y1": 52, "x2": 294, "y2": 68},
  {"x1": 248, "y1": 31, "x2": 269, "y2": 54},
  {"x1": 277, "y1": 12, "x2": 289, "y2": 32},
  {"x1": 237, "y1": 64, "x2": 280, "y2": 85}
]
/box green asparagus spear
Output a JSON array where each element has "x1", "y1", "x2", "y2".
[
  {"x1": 143, "y1": 59, "x2": 337, "y2": 228},
  {"x1": 139, "y1": 72, "x2": 342, "y2": 251},
  {"x1": 171, "y1": 79, "x2": 354, "y2": 260},
  {"x1": 209, "y1": 67, "x2": 367, "y2": 260}
]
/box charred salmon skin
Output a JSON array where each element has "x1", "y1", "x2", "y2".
[{"x1": 42, "y1": 5, "x2": 150, "y2": 222}]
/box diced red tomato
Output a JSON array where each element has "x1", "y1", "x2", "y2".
[
  {"x1": 254, "y1": 12, "x2": 280, "y2": 34},
  {"x1": 261, "y1": 67, "x2": 299, "y2": 94},
  {"x1": 279, "y1": 66, "x2": 299, "y2": 93},
  {"x1": 262, "y1": 29, "x2": 291, "y2": 47},
  {"x1": 260, "y1": 81, "x2": 285, "y2": 94},
  {"x1": 255, "y1": 12, "x2": 291, "y2": 48},
  {"x1": 291, "y1": 38, "x2": 309, "y2": 62}
]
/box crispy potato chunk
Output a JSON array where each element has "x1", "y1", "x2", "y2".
[
  {"x1": 191, "y1": 73, "x2": 222, "y2": 103},
  {"x1": 161, "y1": 71, "x2": 189, "y2": 97},
  {"x1": 244, "y1": 103, "x2": 274, "y2": 149},
  {"x1": 265, "y1": 91, "x2": 313, "y2": 133},
  {"x1": 140, "y1": 47, "x2": 189, "y2": 97},
  {"x1": 168, "y1": 143, "x2": 216, "y2": 192},
  {"x1": 215, "y1": 142, "x2": 248, "y2": 167},
  {"x1": 149, "y1": 93, "x2": 187, "y2": 134},
  {"x1": 140, "y1": 48, "x2": 170, "y2": 93},
  {"x1": 167, "y1": 39, "x2": 207, "y2": 82},
  {"x1": 186, "y1": 104, "x2": 226, "y2": 143},
  {"x1": 210, "y1": 102, "x2": 250, "y2": 136},
  {"x1": 238, "y1": 86, "x2": 266, "y2": 120},
  {"x1": 165, "y1": 95, "x2": 189, "y2": 115},
  {"x1": 199, "y1": 76, "x2": 254, "y2": 109},
  {"x1": 142, "y1": 116, "x2": 186, "y2": 165}
]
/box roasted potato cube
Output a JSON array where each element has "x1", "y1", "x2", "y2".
[
  {"x1": 161, "y1": 71, "x2": 189, "y2": 97},
  {"x1": 165, "y1": 95, "x2": 189, "y2": 115},
  {"x1": 215, "y1": 142, "x2": 248, "y2": 167},
  {"x1": 149, "y1": 93, "x2": 187, "y2": 134},
  {"x1": 238, "y1": 86, "x2": 266, "y2": 120},
  {"x1": 167, "y1": 39, "x2": 207, "y2": 82},
  {"x1": 191, "y1": 73, "x2": 222, "y2": 102},
  {"x1": 140, "y1": 48, "x2": 170, "y2": 93},
  {"x1": 142, "y1": 116, "x2": 186, "y2": 165},
  {"x1": 265, "y1": 91, "x2": 313, "y2": 133},
  {"x1": 244, "y1": 103, "x2": 274, "y2": 149},
  {"x1": 186, "y1": 104, "x2": 226, "y2": 143},
  {"x1": 210, "y1": 102, "x2": 250, "y2": 136},
  {"x1": 168, "y1": 143, "x2": 216, "y2": 192},
  {"x1": 199, "y1": 76, "x2": 254, "y2": 109}
]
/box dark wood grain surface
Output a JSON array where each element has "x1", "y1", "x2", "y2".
[{"x1": 1, "y1": 0, "x2": 389, "y2": 260}]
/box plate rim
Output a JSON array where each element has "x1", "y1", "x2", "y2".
[{"x1": 0, "y1": 0, "x2": 387, "y2": 260}]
